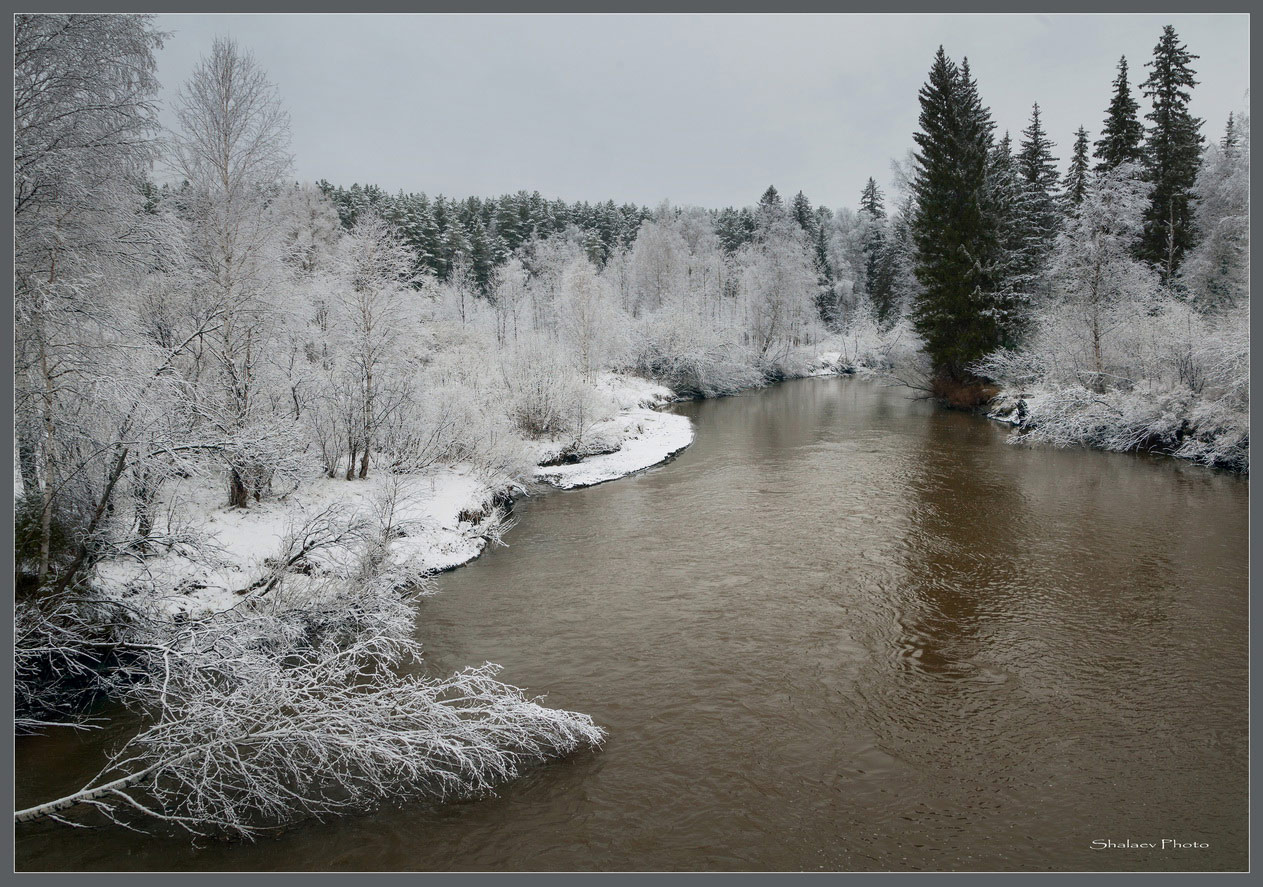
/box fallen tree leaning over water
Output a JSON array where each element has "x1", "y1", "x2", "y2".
[{"x1": 14, "y1": 496, "x2": 604, "y2": 839}]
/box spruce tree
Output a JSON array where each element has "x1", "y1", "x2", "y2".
[
  {"x1": 859, "y1": 178, "x2": 885, "y2": 219},
  {"x1": 1063, "y1": 126, "x2": 1092, "y2": 208},
  {"x1": 1016, "y1": 102, "x2": 1062, "y2": 262},
  {"x1": 1138, "y1": 24, "x2": 1204, "y2": 279},
  {"x1": 985, "y1": 132, "x2": 1036, "y2": 327},
  {"x1": 909, "y1": 49, "x2": 1006, "y2": 388},
  {"x1": 1221, "y1": 112, "x2": 1239, "y2": 155},
  {"x1": 1094, "y1": 57, "x2": 1145, "y2": 172},
  {"x1": 755, "y1": 185, "x2": 787, "y2": 235},
  {"x1": 790, "y1": 190, "x2": 816, "y2": 235},
  {"x1": 858, "y1": 178, "x2": 887, "y2": 305}
]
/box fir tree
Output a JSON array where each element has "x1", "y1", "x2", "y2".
[
  {"x1": 858, "y1": 178, "x2": 887, "y2": 304},
  {"x1": 1063, "y1": 126, "x2": 1092, "y2": 208},
  {"x1": 1138, "y1": 24, "x2": 1204, "y2": 279},
  {"x1": 790, "y1": 191, "x2": 816, "y2": 235},
  {"x1": 1221, "y1": 112, "x2": 1239, "y2": 155},
  {"x1": 986, "y1": 132, "x2": 1036, "y2": 317},
  {"x1": 871, "y1": 196, "x2": 920, "y2": 325},
  {"x1": 909, "y1": 49, "x2": 1009, "y2": 387},
  {"x1": 1016, "y1": 102, "x2": 1062, "y2": 263},
  {"x1": 811, "y1": 206, "x2": 836, "y2": 322},
  {"x1": 755, "y1": 185, "x2": 787, "y2": 236},
  {"x1": 859, "y1": 178, "x2": 885, "y2": 219},
  {"x1": 1094, "y1": 57, "x2": 1145, "y2": 172},
  {"x1": 715, "y1": 207, "x2": 748, "y2": 253}
]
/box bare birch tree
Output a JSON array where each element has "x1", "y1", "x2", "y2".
[{"x1": 170, "y1": 36, "x2": 295, "y2": 507}]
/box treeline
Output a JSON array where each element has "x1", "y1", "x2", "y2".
[
  {"x1": 314, "y1": 182, "x2": 653, "y2": 288},
  {"x1": 313, "y1": 179, "x2": 921, "y2": 332}
]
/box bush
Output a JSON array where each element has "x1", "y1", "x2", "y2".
[{"x1": 498, "y1": 344, "x2": 617, "y2": 441}]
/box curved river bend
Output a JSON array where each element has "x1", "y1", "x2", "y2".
[{"x1": 16, "y1": 378, "x2": 1248, "y2": 871}]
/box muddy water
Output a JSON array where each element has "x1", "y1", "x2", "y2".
[{"x1": 15, "y1": 378, "x2": 1249, "y2": 871}]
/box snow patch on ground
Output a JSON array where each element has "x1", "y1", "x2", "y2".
[
  {"x1": 534, "y1": 408, "x2": 695, "y2": 490},
  {"x1": 804, "y1": 352, "x2": 843, "y2": 377},
  {"x1": 93, "y1": 468, "x2": 500, "y2": 619},
  {"x1": 90, "y1": 366, "x2": 863, "y2": 618},
  {"x1": 529, "y1": 372, "x2": 693, "y2": 490}
]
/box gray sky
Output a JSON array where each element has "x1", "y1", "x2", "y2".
[{"x1": 152, "y1": 13, "x2": 1250, "y2": 211}]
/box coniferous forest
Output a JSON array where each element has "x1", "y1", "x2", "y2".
[{"x1": 13, "y1": 14, "x2": 1249, "y2": 866}]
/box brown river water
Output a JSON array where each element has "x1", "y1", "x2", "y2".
[{"x1": 15, "y1": 377, "x2": 1249, "y2": 871}]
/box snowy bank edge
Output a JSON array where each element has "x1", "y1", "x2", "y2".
[{"x1": 533, "y1": 409, "x2": 695, "y2": 490}]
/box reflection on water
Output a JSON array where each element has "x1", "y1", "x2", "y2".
[{"x1": 15, "y1": 378, "x2": 1248, "y2": 871}]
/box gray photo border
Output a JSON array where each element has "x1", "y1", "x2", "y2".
[{"x1": 1, "y1": 2, "x2": 1255, "y2": 884}]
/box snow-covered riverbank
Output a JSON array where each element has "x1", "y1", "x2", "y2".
[
  {"x1": 91, "y1": 373, "x2": 702, "y2": 617},
  {"x1": 532, "y1": 374, "x2": 694, "y2": 489},
  {"x1": 92, "y1": 361, "x2": 870, "y2": 618},
  {"x1": 93, "y1": 468, "x2": 509, "y2": 618}
]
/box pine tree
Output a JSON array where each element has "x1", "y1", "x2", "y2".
[
  {"x1": 986, "y1": 132, "x2": 1036, "y2": 317},
  {"x1": 1138, "y1": 24, "x2": 1204, "y2": 279},
  {"x1": 811, "y1": 206, "x2": 836, "y2": 322},
  {"x1": 859, "y1": 178, "x2": 885, "y2": 219},
  {"x1": 857, "y1": 178, "x2": 887, "y2": 305},
  {"x1": 1221, "y1": 112, "x2": 1239, "y2": 155},
  {"x1": 871, "y1": 196, "x2": 920, "y2": 325},
  {"x1": 1094, "y1": 57, "x2": 1146, "y2": 172},
  {"x1": 1063, "y1": 126, "x2": 1092, "y2": 208},
  {"x1": 755, "y1": 185, "x2": 787, "y2": 236},
  {"x1": 715, "y1": 207, "x2": 749, "y2": 253},
  {"x1": 790, "y1": 191, "x2": 816, "y2": 236},
  {"x1": 909, "y1": 49, "x2": 1008, "y2": 389},
  {"x1": 1016, "y1": 103, "x2": 1061, "y2": 256}
]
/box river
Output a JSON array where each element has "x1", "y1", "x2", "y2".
[{"x1": 15, "y1": 377, "x2": 1249, "y2": 871}]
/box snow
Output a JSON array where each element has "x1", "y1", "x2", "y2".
[
  {"x1": 89, "y1": 366, "x2": 876, "y2": 618},
  {"x1": 93, "y1": 467, "x2": 501, "y2": 619},
  {"x1": 805, "y1": 351, "x2": 842, "y2": 377},
  {"x1": 534, "y1": 407, "x2": 694, "y2": 490},
  {"x1": 530, "y1": 372, "x2": 694, "y2": 490}
]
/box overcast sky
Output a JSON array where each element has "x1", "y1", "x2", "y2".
[{"x1": 151, "y1": 13, "x2": 1249, "y2": 211}]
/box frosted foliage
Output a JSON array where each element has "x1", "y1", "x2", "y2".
[
  {"x1": 15, "y1": 586, "x2": 604, "y2": 838},
  {"x1": 979, "y1": 159, "x2": 1248, "y2": 470},
  {"x1": 1181, "y1": 113, "x2": 1250, "y2": 309}
]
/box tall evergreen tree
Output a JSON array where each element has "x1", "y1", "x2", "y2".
[
  {"x1": 985, "y1": 132, "x2": 1035, "y2": 304},
  {"x1": 857, "y1": 178, "x2": 887, "y2": 304},
  {"x1": 755, "y1": 185, "x2": 787, "y2": 235},
  {"x1": 909, "y1": 49, "x2": 1010, "y2": 389},
  {"x1": 1221, "y1": 112, "x2": 1239, "y2": 155},
  {"x1": 1138, "y1": 24, "x2": 1204, "y2": 279},
  {"x1": 859, "y1": 178, "x2": 885, "y2": 219},
  {"x1": 1016, "y1": 102, "x2": 1062, "y2": 263},
  {"x1": 790, "y1": 190, "x2": 816, "y2": 235},
  {"x1": 1063, "y1": 126, "x2": 1092, "y2": 208},
  {"x1": 1094, "y1": 57, "x2": 1146, "y2": 172}
]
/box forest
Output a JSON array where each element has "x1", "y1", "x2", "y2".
[{"x1": 13, "y1": 14, "x2": 1249, "y2": 838}]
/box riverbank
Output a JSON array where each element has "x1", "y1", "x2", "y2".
[
  {"x1": 985, "y1": 384, "x2": 1249, "y2": 473},
  {"x1": 90, "y1": 355, "x2": 867, "y2": 617},
  {"x1": 26, "y1": 373, "x2": 1247, "y2": 872}
]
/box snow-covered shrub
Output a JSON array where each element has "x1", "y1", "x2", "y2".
[
  {"x1": 833, "y1": 298, "x2": 921, "y2": 374},
  {"x1": 16, "y1": 485, "x2": 605, "y2": 837},
  {"x1": 383, "y1": 380, "x2": 531, "y2": 486},
  {"x1": 980, "y1": 295, "x2": 1249, "y2": 471},
  {"x1": 497, "y1": 343, "x2": 618, "y2": 441},
  {"x1": 977, "y1": 157, "x2": 1249, "y2": 471},
  {"x1": 630, "y1": 307, "x2": 763, "y2": 398}
]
